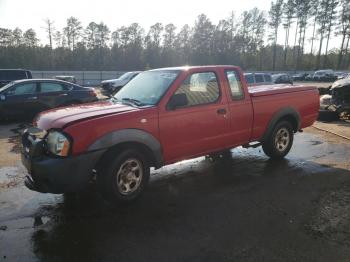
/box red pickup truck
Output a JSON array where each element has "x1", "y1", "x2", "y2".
[{"x1": 21, "y1": 66, "x2": 319, "y2": 203}]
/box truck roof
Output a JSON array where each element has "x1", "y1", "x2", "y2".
[{"x1": 150, "y1": 65, "x2": 241, "y2": 71}]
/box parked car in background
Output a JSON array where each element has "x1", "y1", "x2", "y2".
[
  {"x1": 0, "y1": 69, "x2": 32, "y2": 88},
  {"x1": 244, "y1": 73, "x2": 273, "y2": 86},
  {"x1": 0, "y1": 79, "x2": 97, "y2": 120},
  {"x1": 334, "y1": 72, "x2": 350, "y2": 80},
  {"x1": 101, "y1": 71, "x2": 141, "y2": 95},
  {"x1": 304, "y1": 73, "x2": 313, "y2": 81},
  {"x1": 313, "y1": 69, "x2": 337, "y2": 82},
  {"x1": 292, "y1": 72, "x2": 309, "y2": 81},
  {"x1": 272, "y1": 74, "x2": 293, "y2": 85},
  {"x1": 54, "y1": 75, "x2": 77, "y2": 84},
  {"x1": 21, "y1": 65, "x2": 319, "y2": 204}
]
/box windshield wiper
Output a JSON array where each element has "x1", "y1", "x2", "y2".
[
  {"x1": 110, "y1": 97, "x2": 121, "y2": 104},
  {"x1": 121, "y1": 98, "x2": 144, "y2": 106}
]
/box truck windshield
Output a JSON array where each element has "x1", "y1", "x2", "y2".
[{"x1": 114, "y1": 70, "x2": 180, "y2": 105}]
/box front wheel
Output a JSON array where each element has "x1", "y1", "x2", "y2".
[
  {"x1": 262, "y1": 121, "x2": 294, "y2": 159},
  {"x1": 97, "y1": 148, "x2": 150, "y2": 204}
]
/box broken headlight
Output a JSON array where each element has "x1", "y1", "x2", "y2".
[{"x1": 46, "y1": 131, "x2": 71, "y2": 157}]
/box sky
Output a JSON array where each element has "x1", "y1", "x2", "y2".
[{"x1": 0, "y1": 0, "x2": 342, "y2": 51}]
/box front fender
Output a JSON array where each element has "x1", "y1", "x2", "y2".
[{"x1": 88, "y1": 129, "x2": 163, "y2": 168}]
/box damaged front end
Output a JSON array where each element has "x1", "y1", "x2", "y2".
[{"x1": 318, "y1": 78, "x2": 350, "y2": 122}]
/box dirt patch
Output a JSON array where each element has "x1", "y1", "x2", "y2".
[
  {"x1": 8, "y1": 135, "x2": 22, "y2": 154},
  {"x1": 0, "y1": 166, "x2": 25, "y2": 189},
  {"x1": 0, "y1": 122, "x2": 30, "y2": 166},
  {"x1": 305, "y1": 122, "x2": 350, "y2": 145}
]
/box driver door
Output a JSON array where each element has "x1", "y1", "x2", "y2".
[{"x1": 159, "y1": 71, "x2": 230, "y2": 163}]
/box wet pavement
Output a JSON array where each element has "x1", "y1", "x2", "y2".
[{"x1": 1, "y1": 131, "x2": 350, "y2": 262}]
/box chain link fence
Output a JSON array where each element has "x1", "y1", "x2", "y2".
[{"x1": 31, "y1": 71, "x2": 126, "y2": 86}]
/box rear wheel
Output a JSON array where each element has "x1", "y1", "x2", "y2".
[
  {"x1": 97, "y1": 148, "x2": 150, "y2": 204},
  {"x1": 262, "y1": 121, "x2": 294, "y2": 159}
]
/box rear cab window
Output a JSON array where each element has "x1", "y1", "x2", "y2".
[{"x1": 225, "y1": 70, "x2": 244, "y2": 100}]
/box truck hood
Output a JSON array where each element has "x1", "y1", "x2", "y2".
[{"x1": 34, "y1": 100, "x2": 138, "y2": 130}]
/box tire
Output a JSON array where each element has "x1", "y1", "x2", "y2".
[
  {"x1": 262, "y1": 121, "x2": 294, "y2": 159},
  {"x1": 97, "y1": 148, "x2": 150, "y2": 204}
]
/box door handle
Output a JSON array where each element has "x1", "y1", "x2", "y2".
[
  {"x1": 217, "y1": 108, "x2": 227, "y2": 115},
  {"x1": 27, "y1": 96, "x2": 38, "y2": 100}
]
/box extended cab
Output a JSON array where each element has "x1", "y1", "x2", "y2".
[{"x1": 21, "y1": 66, "x2": 320, "y2": 203}]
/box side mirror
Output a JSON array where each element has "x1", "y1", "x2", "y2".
[{"x1": 167, "y1": 93, "x2": 188, "y2": 110}]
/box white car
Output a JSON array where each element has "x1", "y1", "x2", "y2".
[{"x1": 101, "y1": 71, "x2": 141, "y2": 95}]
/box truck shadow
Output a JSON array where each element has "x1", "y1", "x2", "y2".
[{"x1": 30, "y1": 151, "x2": 350, "y2": 262}]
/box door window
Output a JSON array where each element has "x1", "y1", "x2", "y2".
[
  {"x1": 174, "y1": 72, "x2": 220, "y2": 107},
  {"x1": 226, "y1": 71, "x2": 244, "y2": 100},
  {"x1": 40, "y1": 82, "x2": 64, "y2": 93},
  {"x1": 10, "y1": 83, "x2": 37, "y2": 95}
]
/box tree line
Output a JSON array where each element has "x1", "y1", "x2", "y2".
[{"x1": 0, "y1": 0, "x2": 349, "y2": 71}]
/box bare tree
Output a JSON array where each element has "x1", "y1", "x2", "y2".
[
  {"x1": 96, "y1": 23, "x2": 110, "y2": 48},
  {"x1": 12, "y1": 28, "x2": 23, "y2": 46},
  {"x1": 85, "y1": 22, "x2": 98, "y2": 48},
  {"x1": 23, "y1": 29, "x2": 39, "y2": 47},
  {"x1": 63, "y1": 17, "x2": 82, "y2": 50},
  {"x1": 282, "y1": 0, "x2": 295, "y2": 68},
  {"x1": 323, "y1": 0, "x2": 339, "y2": 67},
  {"x1": 269, "y1": 0, "x2": 284, "y2": 70},
  {"x1": 336, "y1": 0, "x2": 350, "y2": 68},
  {"x1": 295, "y1": 0, "x2": 312, "y2": 69},
  {"x1": 316, "y1": 0, "x2": 339, "y2": 68},
  {"x1": 309, "y1": 0, "x2": 320, "y2": 55},
  {"x1": 163, "y1": 23, "x2": 176, "y2": 48},
  {"x1": 43, "y1": 19, "x2": 55, "y2": 49}
]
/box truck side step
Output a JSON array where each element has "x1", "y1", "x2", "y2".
[{"x1": 242, "y1": 142, "x2": 261, "y2": 149}]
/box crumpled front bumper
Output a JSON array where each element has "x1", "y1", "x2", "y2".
[{"x1": 21, "y1": 129, "x2": 105, "y2": 194}]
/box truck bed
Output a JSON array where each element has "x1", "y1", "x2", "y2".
[{"x1": 248, "y1": 84, "x2": 320, "y2": 142}]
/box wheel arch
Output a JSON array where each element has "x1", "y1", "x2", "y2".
[
  {"x1": 89, "y1": 129, "x2": 164, "y2": 169},
  {"x1": 261, "y1": 107, "x2": 301, "y2": 142}
]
